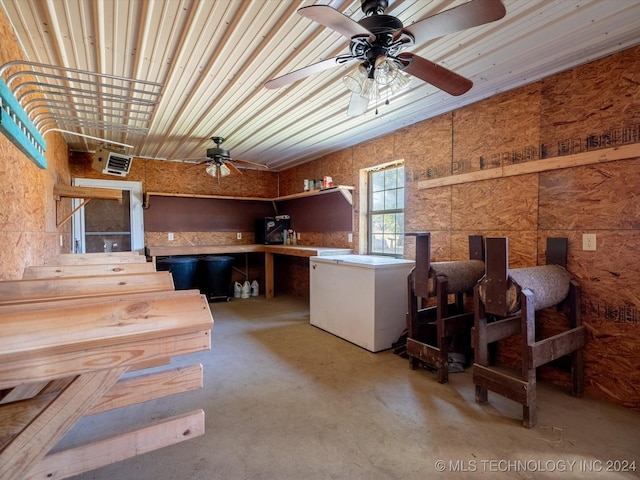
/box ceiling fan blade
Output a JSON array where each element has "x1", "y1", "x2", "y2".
[
  {"x1": 399, "y1": 53, "x2": 472, "y2": 96},
  {"x1": 347, "y1": 92, "x2": 369, "y2": 117},
  {"x1": 399, "y1": 0, "x2": 506, "y2": 44},
  {"x1": 232, "y1": 158, "x2": 269, "y2": 170},
  {"x1": 225, "y1": 161, "x2": 242, "y2": 176},
  {"x1": 265, "y1": 57, "x2": 349, "y2": 89},
  {"x1": 297, "y1": 5, "x2": 374, "y2": 40},
  {"x1": 185, "y1": 160, "x2": 209, "y2": 171}
]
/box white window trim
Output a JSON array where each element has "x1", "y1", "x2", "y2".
[{"x1": 71, "y1": 178, "x2": 145, "y2": 254}]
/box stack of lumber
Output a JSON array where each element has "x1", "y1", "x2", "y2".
[{"x1": 0, "y1": 252, "x2": 213, "y2": 480}]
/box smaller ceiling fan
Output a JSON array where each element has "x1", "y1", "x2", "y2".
[
  {"x1": 264, "y1": 0, "x2": 506, "y2": 116},
  {"x1": 187, "y1": 136, "x2": 268, "y2": 183}
]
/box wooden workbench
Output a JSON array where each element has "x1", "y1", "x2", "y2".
[{"x1": 145, "y1": 244, "x2": 352, "y2": 299}]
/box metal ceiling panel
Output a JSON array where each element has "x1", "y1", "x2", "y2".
[{"x1": 1, "y1": 0, "x2": 639, "y2": 171}]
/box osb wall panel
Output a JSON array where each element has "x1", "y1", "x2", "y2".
[
  {"x1": 144, "y1": 158, "x2": 278, "y2": 198},
  {"x1": 451, "y1": 175, "x2": 539, "y2": 231},
  {"x1": 539, "y1": 160, "x2": 640, "y2": 230},
  {"x1": 70, "y1": 153, "x2": 279, "y2": 198},
  {"x1": 404, "y1": 115, "x2": 453, "y2": 235},
  {"x1": 145, "y1": 231, "x2": 256, "y2": 248},
  {"x1": 452, "y1": 84, "x2": 541, "y2": 173},
  {"x1": 0, "y1": 9, "x2": 71, "y2": 279},
  {"x1": 540, "y1": 45, "x2": 640, "y2": 156},
  {"x1": 278, "y1": 168, "x2": 297, "y2": 197},
  {"x1": 320, "y1": 148, "x2": 355, "y2": 188}
]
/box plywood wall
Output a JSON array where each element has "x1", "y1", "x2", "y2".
[
  {"x1": 280, "y1": 46, "x2": 640, "y2": 410},
  {"x1": 0, "y1": 10, "x2": 70, "y2": 279}
]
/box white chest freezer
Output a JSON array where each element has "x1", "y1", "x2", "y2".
[{"x1": 309, "y1": 255, "x2": 415, "y2": 352}]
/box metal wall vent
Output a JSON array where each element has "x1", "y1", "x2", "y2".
[{"x1": 92, "y1": 147, "x2": 133, "y2": 177}]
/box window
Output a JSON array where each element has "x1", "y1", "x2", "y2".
[{"x1": 368, "y1": 163, "x2": 404, "y2": 256}]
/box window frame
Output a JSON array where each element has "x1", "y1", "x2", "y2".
[{"x1": 366, "y1": 162, "x2": 405, "y2": 257}]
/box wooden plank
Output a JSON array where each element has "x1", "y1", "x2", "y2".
[
  {"x1": 0, "y1": 382, "x2": 48, "y2": 404},
  {"x1": 441, "y1": 312, "x2": 474, "y2": 337},
  {"x1": 22, "y1": 262, "x2": 156, "y2": 279},
  {"x1": 53, "y1": 185, "x2": 122, "y2": 201},
  {"x1": 44, "y1": 253, "x2": 147, "y2": 265},
  {"x1": 0, "y1": 272, "x2": 175, "y2": 305},
  {"x1": 406, "y1": 338, "x2": 441, "y2": 367},
  {"x1": 146, "y1": 244, "x2": 264, "y2": 257},
  {"x1": 0, "y1": 288, "x2": 198, "y2": 314},
  {"x1": 484, "y1": 237, "x2": 509, "y2": 316},
  {"x1": 418, "y1": 143, "x2": 640, "y2": 190},
  {"x1": 89, "y1": 364, "x2": 203, "y2": 415},
  {"x1": 473, "y1": 364, "x2": 529, "y2": 405},
  {"x1": 486, "y1": 316, "x2": 521, "y2": 343},
  {"x1": 0, "y1": 393, "x2": 52, "y2": 442},
  {"x1": 0, "y1": 331, "x2": 210, "y2": 390},
  {"x1": 264, "y1": 252, "x2": 274, "y2": 299},
  {"x1": 0, "y1": 367, "x2": 128, "y2": 480},
  {"x1": 25, "y1": 410, "x2": 205, "y2": 480},
  {"x1": 0, "y1": 364, "x2": 203, "y2": 439},
  {"x1": 0, "y1": 292, "x2": 212, "y2": 366},
  {"x1": 530, "y1": 326, "x2": 587, "y2": 369},
  {"x1": 144, "y1": 185, "x2": 354, "y2": 203},
  {"x1": 418, "y1": 167, "x2": 501, "y2": 189}
]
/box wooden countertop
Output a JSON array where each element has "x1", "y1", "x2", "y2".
[{"x1": 145, "y1": 244, "x2": 352, "y2": 258}]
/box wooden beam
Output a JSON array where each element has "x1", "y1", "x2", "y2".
[
  {"x1": 53, "y1": 185, "x2": 122, "y2": 201},
  {"x1": 0, "y1": 272, "x2": 174, "y2": 305},
  {"x1": 0, "y1": 367, "x2": 128, "y2": 480},
  {"x1": 0, "y1": 364, "x2": 203, "y2": 439},
  {"x1": 25, "y1": 410, "x2": 205, "y2": 480},
  {"x1": 529, "y1": 326, "x2": 587, "y2": 369},
  {"x1": 22, "y1": 262, "x2": 156, "y2": 279},
  {"x1": 44, "y1": 253, "x2": 146, "y2": 265},
  {"x1": 418, "y1": 143, "x2": 640, "y2": 190},
  {"x1": 473, "y1": 364, "x2": 530, "y2": 406}
]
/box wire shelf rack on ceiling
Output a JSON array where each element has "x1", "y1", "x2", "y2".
[{"x1": 0, "y1": 60, "x2": 163, "y2": 153}]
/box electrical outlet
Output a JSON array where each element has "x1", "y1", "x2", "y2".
[
  {"x1": 59, "y1": 234, "x2": 63, "y2": 247},
  {"x1": 237, "y1": 232, "x2": 242, "y2": 240},
  {"x1": 583, "y1": 233, "x2": 596, "y2": 251},
  {"x1": 297, "y1": 232, "x2": 300, "y2": 240},
  {"x1": 348, "y1": 233, "x2": 353, "y2": 243},
  {"x1": 168, "y1": 232, "x2": 174, "y2": 241}
]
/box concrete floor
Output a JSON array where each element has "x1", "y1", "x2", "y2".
[{"x1": 63, "y1": 295, "x2": 640, "y2": 480}]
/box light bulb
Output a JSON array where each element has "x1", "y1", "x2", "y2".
[
  {"x1": 389, "y1": 70, "x2": 410, "y2": 94},
  {"x1": 219, "y1": 163, "x2": 231, "y2": 177},
  {"x1": 205, "y1": 164, "x2": 217, "y2": 177},
  {"x1": 343, "y1": 64, "x2": 367, "y2": 93},
  {"x1": 374, "y1": 56, "x2": 399, "y2": 86},
  {"x1": 360, "y1": 77, "x2": 380, "y2": 100}
]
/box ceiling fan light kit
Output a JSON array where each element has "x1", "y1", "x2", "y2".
[
  {"x1": 265, "y1": 0, "x2": 507, "y2": 116},
  {"x1": 185, "y1": 136, "x2": 269, "y2": 184}
]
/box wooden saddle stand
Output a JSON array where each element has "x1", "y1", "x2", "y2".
[
  {"x1": 473, "y1": 237, "x2": 588, "y2": 427},
  {"x1": 406, "y1": 233, "x2": 485, "y2": 383}
]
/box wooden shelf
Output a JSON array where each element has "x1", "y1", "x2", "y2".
[
  {"x1": 54, "y1": 185, "x2": 123, "y2": 228},
  {"x1": 417, "y1": 143, "x2": 640, "y2": 190},
  {"x1": 274, "y1": 186, "x2": 354, "y2": 204},
  {"x1": 54, "y1": 185, "x2": 123, "y2": 201},
  {"x1": 144, "y1": 185, "x2": 355, "y2": 207}
]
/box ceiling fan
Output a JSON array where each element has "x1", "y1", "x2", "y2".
[
  {"x1": 187, "y1": 136, "x2": 269, "y2": 184},
  {"x1": 264, "y1": 0, "x2": 506, "y2": 116}
]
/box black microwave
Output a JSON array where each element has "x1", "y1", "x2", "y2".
[{"x1": 255, "y1": 215, "x2": 290, "y2": 244}]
